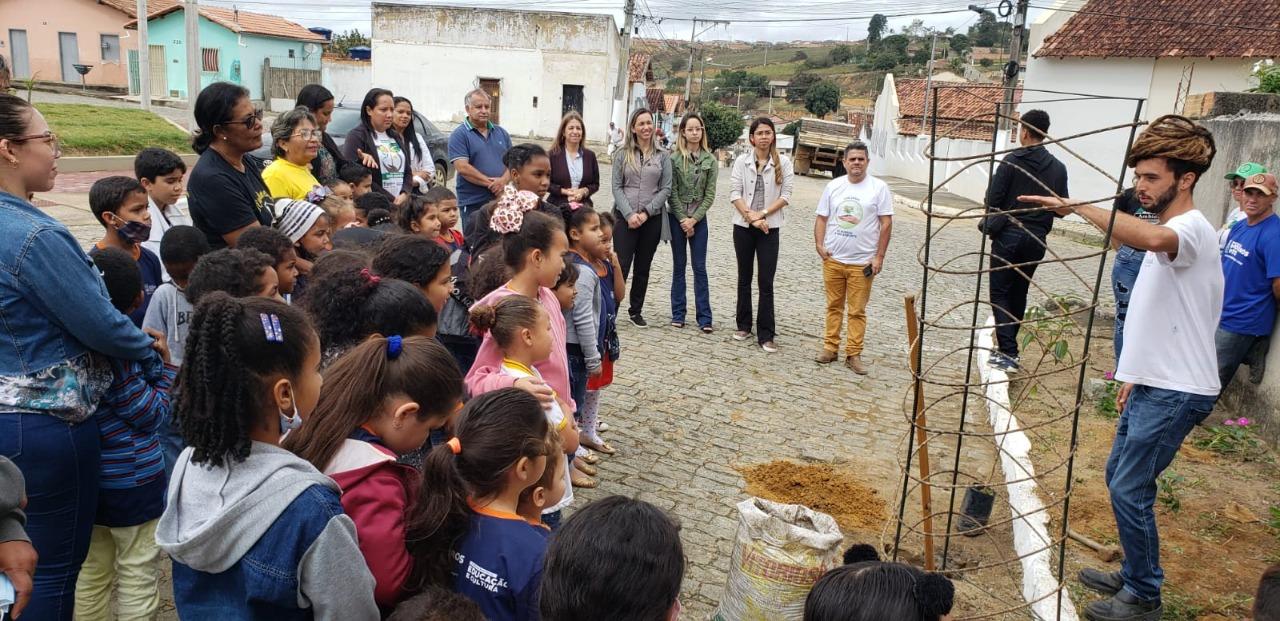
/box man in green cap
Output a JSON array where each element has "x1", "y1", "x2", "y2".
[{"x1": 1220, "y1": 162, "x2": 1269, "y2": 248}]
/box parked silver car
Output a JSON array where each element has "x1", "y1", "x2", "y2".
[{"x1": 252, "y1": 107, "x2": 452, "y2": 185}]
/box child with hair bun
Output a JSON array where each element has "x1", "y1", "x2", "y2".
[
  {"x1": 404, "y1": 389, "x2": 554, "y2": 621},
  {"x1": 300, "y1": 262, "x2": 438, "y2": 366},
  {"x1": 156, "y1": 293, "x2": 377, "y2": 619},
  {"x1": 804, "y1": 544, "x2": 955, "y2": 621},
  {"x1": 283, "y1": 335, "x2": 464, "y2": 610},
  {"x1": 469, "y1": 296, "x2": 577, "y2": 525}
]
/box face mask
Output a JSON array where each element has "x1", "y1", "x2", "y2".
[
  {"x1": 114, "y1": 217, "x2": 152, "y2": 245},
  {"x1": 279, "y1": 387, "x2": 302, "y2": 434}
]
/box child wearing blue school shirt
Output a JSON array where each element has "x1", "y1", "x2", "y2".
[
  {"x1": 74, "y1": 248, "x2": 179, "y2": 620},
  {"x1": 405, "y1": 389, "x2": 554, "y2": 621}
]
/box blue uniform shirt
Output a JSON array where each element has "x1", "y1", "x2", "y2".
[
  {"x1": 448, "y1": 119, "x2": 511, "y2": 208},
  {"x1": 453, "y1": 507, "x2": 548, "y2": 621},
  {"x1": 1220, "y1": 213, "x2": 1280, "y2": 336}
]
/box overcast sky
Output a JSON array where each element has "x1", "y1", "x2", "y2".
[{"x1": 197, "y1": 0, "x2": 1052, "y2": 44}]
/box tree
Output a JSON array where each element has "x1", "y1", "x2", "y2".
[
  {"x1": 671, "y1": 56, "x2": 688, "y2": 72},
  {"x1": 831, "y1": 44, "x2": 854, "y2": 65},
  {"x1": 781, "y1": 120, "x2": 801, "y2": 136},
  {"x1": 805, "y1": 81, "x2": 840, "y2": 119},
  {"x1": 665, "y1": 76, "x2": 686, "y2": 91},
  {"x1": 879, "y1": 34, "x2": 910, "y2": 56},
  {"x1": 873, "y1": 53, "x2": 901, "y2": 71},
  {"x1": 738, "y1": 93, "x2": 759, "y2": 111},
  {"x1": 792, "y1": 50, "x2": 808, "y2": 62},
  {"x1": 787, "y1": 71, "x2": 820, "y2": 103},
  {"x1": 713, "y1": 70, "x2": 768, "y2": 91},
  {"x1": 949, "y1": 33, "x2": 971, "y2": 56},
  {"x1": 700, "y1": 102, "x2": 744, "y2": 151},
  {"x1": 968, "y1": 11, "x2": 1011, "y2": 48},
  {"x1": 868, "y1": 14, "x2": 888, "y2": 46},
  {"x1": 330, "y1": 29, "x2": 370, "y2": 57},
  {"x1": 979, "y1": 58, "x2": 994, "y2": 68}
]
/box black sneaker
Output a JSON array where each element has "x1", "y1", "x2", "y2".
[
  {"x1": 989, "y1": 352, "x2": 1021, "y2": 372},
  {"x1": 1078, "y1": 568, "x2": 1124, "y2": 596},
  {"x1": 1083, "y1": 590, "x2": 1161, "y2": 621},
  {"x1": 629, "y1": 314, "x2": 648, "y2": 328}
]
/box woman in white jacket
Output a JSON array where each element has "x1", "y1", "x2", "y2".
[{"x1": 729, "y1": 117, "x2": 794, "y2": 353}]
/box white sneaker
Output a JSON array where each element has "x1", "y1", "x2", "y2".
[
  {"x1": 761, "y1": 341, "x2": 778, "y2": 353},
  {"x1": 732, "y1": 331, "x2": 751, "y2": 341}
]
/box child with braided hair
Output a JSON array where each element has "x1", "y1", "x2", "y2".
[
  {"x1": 155, "y1": 293, "x2": 378, "y2": 619},
  {"x1": 1020, "y1": 114, "x2": 1221, "y2": 621},
  {"x1": 283, "y1": 335, "x2": 464, "y2": 611}
]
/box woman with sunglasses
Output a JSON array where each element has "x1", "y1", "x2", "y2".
[
  {"x1": 187, "y1": 82, "x2": 273, "y2": 249},
  {"x1": 262, "y1": 106, "x2": 323, "y2": 200},
  {"x1": 0, "y1": 92, "x2": 165, "y2": 621},
  {"x1": 343, "y1": 88, "x2": 413, "y2": 207}
]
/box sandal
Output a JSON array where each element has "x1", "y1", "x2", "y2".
[
  {"x1": 579, "y1": 450, "x2": 600, "y2": 464},
  {"x1": 571, "y1": 472, "x2": 598, "y2": 489},
  {"x1": 670, "y1": 321, "x2": 685, "y2": 328},
  {"x1": 701, "y1": 326, "x2": 715, "y2": 334},
  {"x1": 573, "y1": 457, "x2": 598, "y2": 476},
  {"x1": 581, "y1": 438, "x2": 617, "y2": 455}
]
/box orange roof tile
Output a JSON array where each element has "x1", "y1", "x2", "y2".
[
  {"x1": 628, "y1": 52, "x2": 652, "y2": 83},
  {"x1": 98, "y1": 0, "x2": 178, "y2": 18},
  {"x1": 127, "y1": 4, "x2": 327, "y2": 43},
  {"x1": 894, "y1": 78, "x2": 1021, "y2": 139},
  {"x1": 1034, "y1": 0, "x2": 1280, "y2": 59}
]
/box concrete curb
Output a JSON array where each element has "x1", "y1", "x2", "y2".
[{"x1": 57, "y1": 154, "x2": 199, "y2": 173}]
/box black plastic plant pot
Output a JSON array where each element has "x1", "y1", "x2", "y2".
[{"x1": 957, "y1": 484, "x2": 996, "y2": 538}]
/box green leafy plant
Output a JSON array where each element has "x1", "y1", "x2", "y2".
[
  {"x1": 22, "y1": 73, "x2": 40, "y2": 103},
  {"x1": 1019, "y1": 296, "x2": 1084, "y2": 364},
  {"x1": 699, "y1": 102, "x2": 744, "y2": 152},
  {"x1": 1252, "y1": 59, "x2": 1280, "y2": 95},
  {"x1": 1157, "y1": 471, "x2": 1184, "y2": 513},
  {"x1": 804, "y1": 81, "x2": 840, "y2": 119},
  {"x1": 1094, "y1": 375, "x2": 1121, "y2": 419},
  {"x1": 1193, "y1": 417, "x2": 1263, "y2": 459}
]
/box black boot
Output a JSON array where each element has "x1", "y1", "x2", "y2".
[
  {"x1": 1078, "y1": 568, "x2": 1123, "y2": 596},
  {"x1": 1084, "y1": 590, "x2": 1161, "y2": 621}
]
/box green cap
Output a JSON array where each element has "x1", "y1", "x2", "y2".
[{"x1": 1226, "y1": 162, "x2": 1268, "y2": 180}]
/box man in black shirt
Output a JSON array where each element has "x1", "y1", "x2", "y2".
[{"x1": 982, "y1": 109, "x2": 1069, "y2": 371}]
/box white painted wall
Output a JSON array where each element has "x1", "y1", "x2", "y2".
[
  {"x1": 371, "y1": 4, "x2": 622, "y2": 139},
  {"x1": 1024, "y1": 4, "x2": 1256, "y2": 212},
  {"x1": 321, "y1": 59, "x2": 371, "y2": 108}
]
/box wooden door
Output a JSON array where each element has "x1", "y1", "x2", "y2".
[
  {"x1": 148, "y1": 45, "x2": 166, "y2": 98},
  {"x1": 479, "y1": 78, "x2": 501, "y2": 125}
]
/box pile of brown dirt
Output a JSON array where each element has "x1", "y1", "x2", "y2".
[{"x1": 739, "y1": 461, "x2": 887, "y2": 532}]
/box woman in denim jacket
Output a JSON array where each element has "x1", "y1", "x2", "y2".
[
  {"x1": 667, "y1": 113, "x2": 718, "y2": 332},
  {"x1": 0, "y1": 93, "x2": 163, "y2": 621}
]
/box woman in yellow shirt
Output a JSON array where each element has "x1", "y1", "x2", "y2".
[{"x1": 262, "y1": 106, "x2": 322, "y2": 200}]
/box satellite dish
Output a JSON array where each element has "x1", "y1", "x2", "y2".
[{"x1": 304, "y1": 43, "x2": 319, "y2": 54}]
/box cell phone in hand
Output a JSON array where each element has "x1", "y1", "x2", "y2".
[{"x1": 863, "y1": 265, "x2": 875, "y2": 277}]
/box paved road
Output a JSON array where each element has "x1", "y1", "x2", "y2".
[{"x1": 39, "y1": 161, "x2": 1113, "y2": 619}]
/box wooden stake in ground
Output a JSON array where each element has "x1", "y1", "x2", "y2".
[{"x1": 904, "y1": 295, "x2": 936, "y2": 570}]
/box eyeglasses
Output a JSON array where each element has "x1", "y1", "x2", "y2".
[
  {"x1": 220, "y1": 108, "x2": 264, "y2": 130},
  {"x1": 292, "y1": 129, "x2": 322, "y2": 140},
  {"x1": 8, "y1": 131, "x2": 61, "y2": 157}
]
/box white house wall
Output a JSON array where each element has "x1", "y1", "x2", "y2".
[
  {"x1": 371, "y1": 5, "x2": 621, "y2": 139},
  {"x1": 321, "y1": 59, "x2": 372, "y2": 109}
]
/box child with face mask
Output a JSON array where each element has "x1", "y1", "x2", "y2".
[{"x1": 89, "y1": 176, "x2": 163, "y2": 327}]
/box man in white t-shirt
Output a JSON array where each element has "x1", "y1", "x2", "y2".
[
  {"x1": 813, "y1": 142, "x2": 894, "y2": 375},
  {"x1": 1021, "y1": 115, "x2": 1221, "y2": 621}
]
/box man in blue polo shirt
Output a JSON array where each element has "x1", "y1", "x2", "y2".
[
  {"x1": 448, "y1": 88, "x2": 512, "y2": 228},
  {"x1": 1217, "y1": 171, "x2": 1280, "y2": 393}
]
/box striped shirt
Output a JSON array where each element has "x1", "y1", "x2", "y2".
[{"x1": 98, "y1": 359, "x2": 178, "y2": 490}]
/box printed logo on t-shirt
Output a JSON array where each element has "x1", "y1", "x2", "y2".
[
  {"x1": 464, "y1": 559, "x2": 509, "y2": 593},
  {"x1": 835, "y1": 196, "x2": 864, "y2": 233},
  {"x1": 1224, "y1": 239, "x2": 1251, "y2": 266}
]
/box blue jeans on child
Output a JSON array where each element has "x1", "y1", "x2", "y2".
[
  {"x1": 0, "y1": 413, "x2": 101, "y2": 621},
  {"x1": 1103, "y1": 384, "x2": 1214, "y2": 603},
  {"x1": 670, "y1": 214, "x2": 712, "y2": 329},
  {"x1": 566, "y1": 346, "x2": 589, "y2": 420},
  {"x1": 1110, "y1": 245, "x2": 1145, "y2": 360}
]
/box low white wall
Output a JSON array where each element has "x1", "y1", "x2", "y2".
[
  {"x1": 867, "y1": 129, "x2": 1011, "y2": 206},
  {"x1": 321, "y1": 59, "x2": 372, "y2": 109}
]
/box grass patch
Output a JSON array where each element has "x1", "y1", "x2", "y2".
[{"x1": 36, "y1": 104, "x2": 192, "y2": 156}]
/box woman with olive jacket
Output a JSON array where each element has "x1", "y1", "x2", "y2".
[
  {"x1": 667, "y1": 112, "x2": 718, "y2": 332},
  {"x1": 611, "y1": 107, "x2": 672, "y2": 328}
]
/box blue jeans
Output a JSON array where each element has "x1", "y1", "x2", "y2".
[
  {"x1": 670, "y1": 214, "x2": 712, "y2": 328},
  {"x1": 1110, "y1": 246, "x2": 1145, "y2": 360},
  {"x1": 1214, "y1": 327, "x2": 1268, "y2": 394},
  {"x1": 0, "y1": 413, "x2": 101, "y2": 621},
  {"x1": 1103, "y1": 385, "x2": 1214, "y2": 603},
  {"x1": 566, "y1": 348, "x2": 588, "y2": 419}
]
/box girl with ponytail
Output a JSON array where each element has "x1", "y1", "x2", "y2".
[
  {"x1": 156, "y1": 293, "x2": 378, "y2": 619},
  {"x1": 405, "y1": 388, "x2": 553, "y2": 620},
  {"x1": 299, "y1": 258, "x2": 438, "y2": 366},
  {"x1": 283, "y1": 335, "x2": 464, "y2": 611}
]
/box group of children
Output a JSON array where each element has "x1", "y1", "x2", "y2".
[{"x1": 71, "y1": 141, "x2": 629, "y2": 619}]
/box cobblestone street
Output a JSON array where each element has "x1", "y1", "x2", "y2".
[{"x1": 41, "y1": 158, "x2": 1113, "y2": 620}]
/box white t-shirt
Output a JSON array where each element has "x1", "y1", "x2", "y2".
[
  {"x1": 815, "y1": 174, "x2": 894, "y2": 265},
  {"x1": 144, "y1": 195, "x2": 193, "y2": 282},
  {"x1": 374, "y1": 131, "x2": 406, "y2": 197},
  {"x1": 1218, "y1": 206, "x2": 1245, "y2": 250},
  {"x1": 499, "y1": 361, "x2": 574, "y2": 514},
  {"x1": 1115, "y1": 209, "x2": 1224, "y2": 396}
]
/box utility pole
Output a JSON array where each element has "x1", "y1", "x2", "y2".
[
  {"x1": 682, "y1": 17, "x2": 727, "y2": 111},
  {"x1": 185, "y1": 0, "x2": 200, "y2": 129},
  {"x1": 697, "y1": 49, "x2": 707, "y2": 106},
  {"x1": 920, "y1": 33, "x2": 938, "y2": 136},
  {"x1": 736, "y1": 85, "x2": 741, "y2": 109},
  {"x1": 615, "y1": 0, "x2": 635, "y2": 125},
  {"x1": 1001, "y1": 0, "x2": 1029, "y2": 132},
  {"x1": 136, "y1": 0, "x2": 150, "y2": 111}
]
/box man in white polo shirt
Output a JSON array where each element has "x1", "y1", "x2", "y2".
[
  {"x1": 1021, "y1": 115, "x2": 1222, "y2": 621},
  {"x1": 813, "y1": 141, "x2": 894, "y2": 375}
]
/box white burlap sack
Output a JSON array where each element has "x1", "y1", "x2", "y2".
[{"x1": 713, "y1": 497, "x2": 844, "y2": 621}]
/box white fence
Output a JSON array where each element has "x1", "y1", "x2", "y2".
[{"x1": 867, "y1": 128, "x2": 1014, "y2": 207}]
